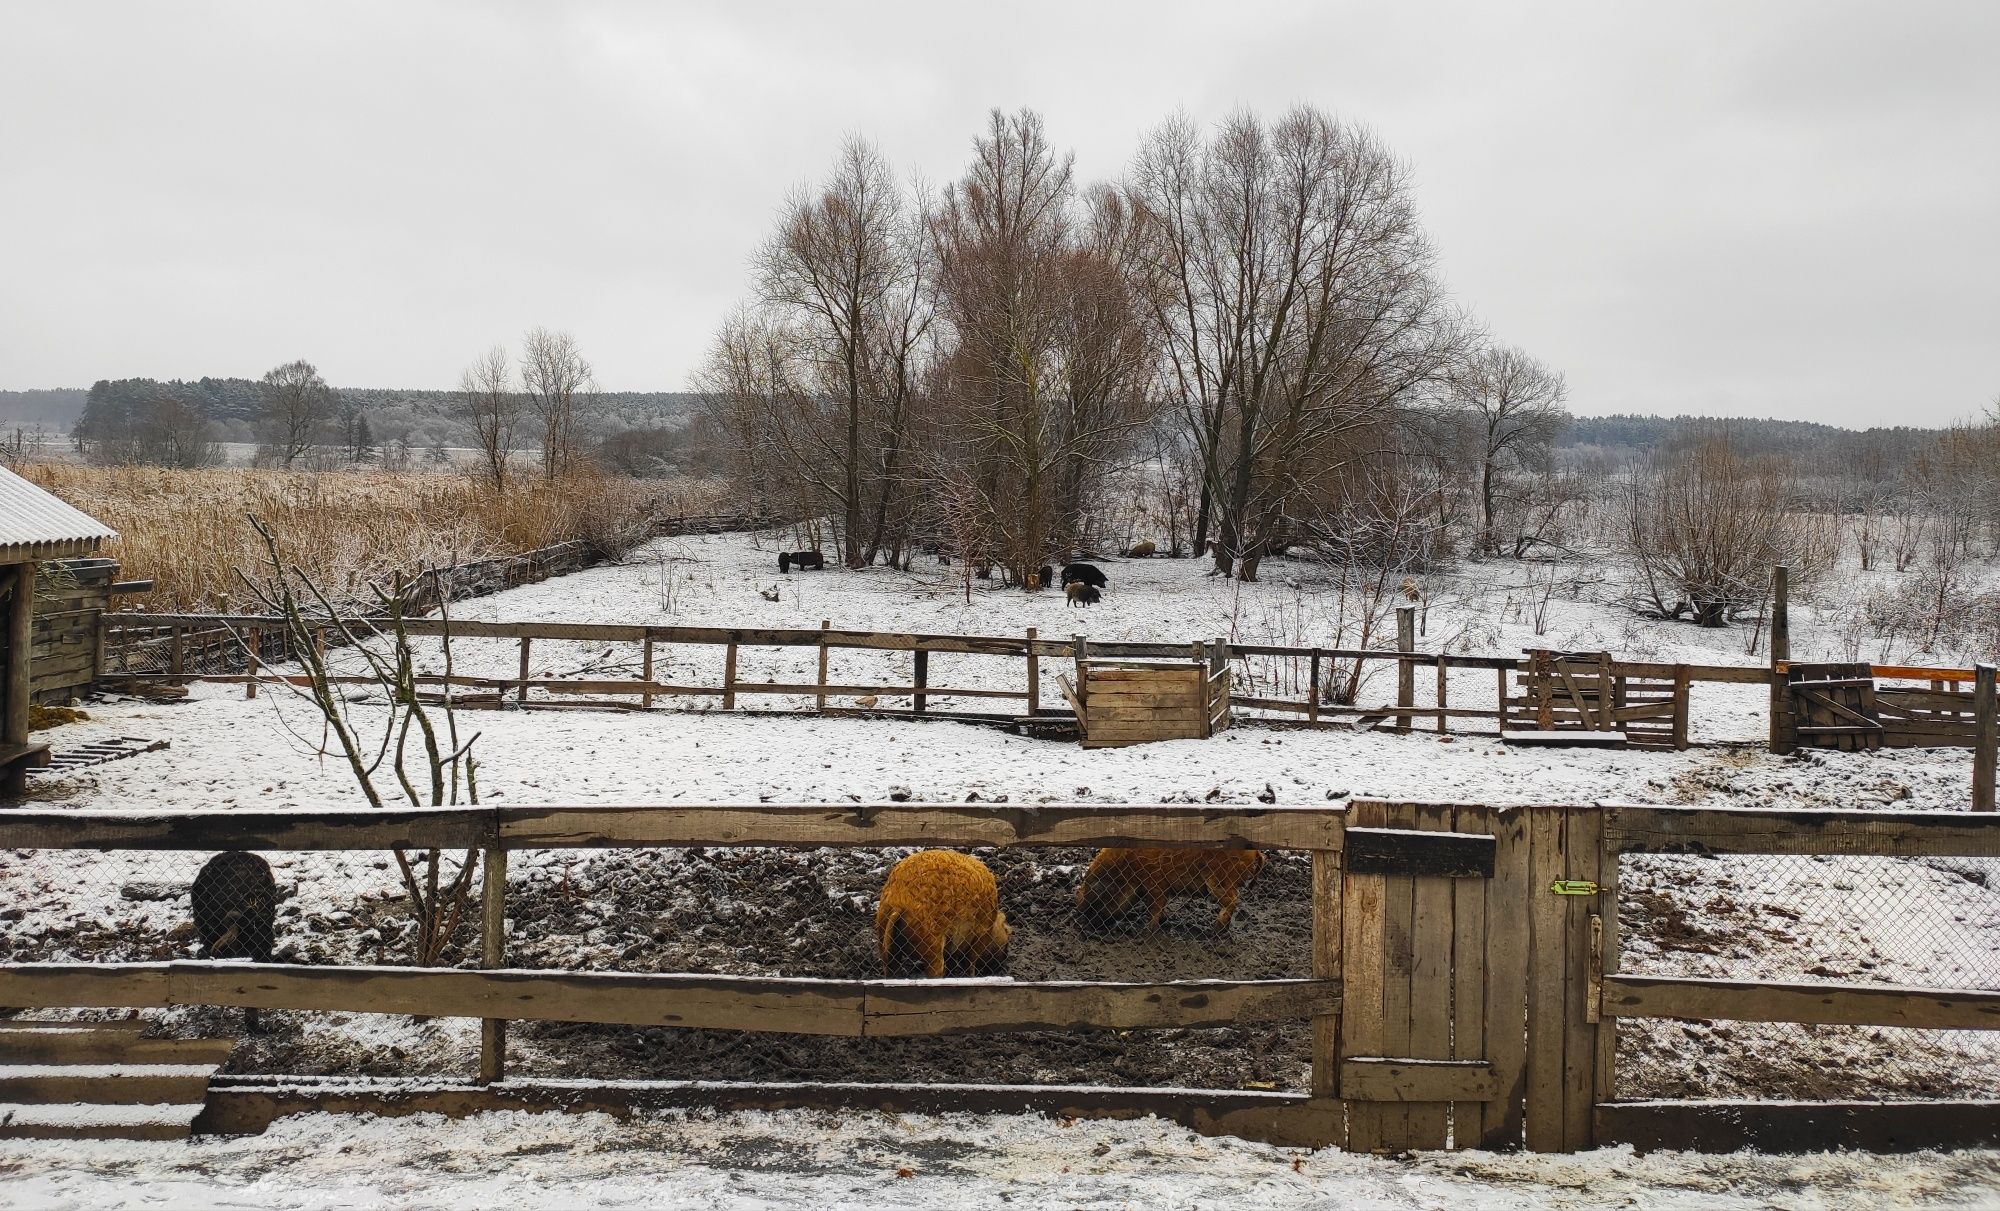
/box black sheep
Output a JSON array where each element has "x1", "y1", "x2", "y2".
[
  {"x1": 193, "y1": 851, "x2": 278, "y2": 1032},
  {"x1": 1061, "y1": 562, "x2": 1108, "y2": 590}
]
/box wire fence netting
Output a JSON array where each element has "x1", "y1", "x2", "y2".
[
  {"x1": 1616, "y1": 850, "x2": 2000, "y2": 1100},
  {"x1": 0, "y1": 843, "x2": 1313, "y2": 1092}
]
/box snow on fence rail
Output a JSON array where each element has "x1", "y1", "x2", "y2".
[{"x1": 4, "y1": 802, "x2": 2000, "y2": 1151}]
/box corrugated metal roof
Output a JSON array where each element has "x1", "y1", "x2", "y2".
[{"x1": 0, "y1": 464, "x2": 117, "y2": 557}]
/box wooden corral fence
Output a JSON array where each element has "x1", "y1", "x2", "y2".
[
  {"x1": 1066, "y1": 642, "x2": 1232, "y2": 748},
  {"x1": 2, "y1": 800, "x2": 1997, "y2": 1152},
  {"x1": 1595, "y1": 804, "x2": 2000, "y2": 1151}
]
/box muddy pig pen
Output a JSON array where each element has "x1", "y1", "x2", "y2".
[{"x1": 0, "y1": 844, "x2": 1318, "y2": 1091}]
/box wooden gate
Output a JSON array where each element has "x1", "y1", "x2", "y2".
[
  {"x1": 1337, "y1": 801, "x2": 1605, "y2": 1152},
  {"x1": 1508, "y1": 651, "x2": 1687, "y2": 750},
  {"x1": 1778, "y1": 662, "x2": 1883, "y2": 751}
]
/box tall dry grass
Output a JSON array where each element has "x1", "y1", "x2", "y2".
[{"x1": 22, "y1": 463, "x2": 723, "y2": 611}]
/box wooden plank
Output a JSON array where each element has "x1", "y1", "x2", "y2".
[
  {"x1": 1600, "y1": 975, "x2": 2000, "y2": 1030},
  {"x1": 1522, "y1": 805, "x2": 1567, "y2": 1152},
  {"x1": 1501, "y1": 729, "x2": 1628, "y2": 749},
  {"x1": 1344, "y1": 826, "x2": 1495, "y2": 878},
  {"x1": 1561, "y1": 806, "x2": 1602, "y2": 1151},
  {"x1": 0, "y1": 1028, "x2": 233, "y2": 1067},
  {"x1": 1450, "y1": 805, "x2": 1490, "y2": 1149},
  {"x1": 1339, "y1": 1059, "x2": 1499, "y2": 1103},
  {"x1": 496, "y1": 803, "x2": 1344, "y2": 851},
  {"x1": 480, "y1": 848, "x2": 507, "y2": 1084},
  {"x1": 1604, "y1": 805, "x2": 2000, "y2": 856},
  {"x1": 1406, "y1": 802, "x2": 1454, "y2": 1149},
  {"x1": 1310, "y1": 847, "x2": 1341, "y2": 1100},
  {"x1": 1340, "y1": 798, "x2": 1388, "y2": 1152},
  {"x1": 862, "y1": 978, "x2": 1336, "y2": 1034},
  {"x1": 0, "y1": 963, "x2": 1334, "y2": 1036},
  {"x1": 1595, "y1": 1099, "x2": 2000, "y2": 1155},
  {"x1": 0, "y1": 1066, "x2": 213, "y2": 1105},
  {"x1": 199, "y1": 1076, "x2": 1341, "y2": 1151},
  {"x1": 0, "y1": 807, "x2": 495, "y2": 851},
  {"x1": 1378, "y1": 801, "x2": 1417, "y2": 1150},
  {"x1": 1594, "y1": 823, "x2": 1622, "y2": 1110}
]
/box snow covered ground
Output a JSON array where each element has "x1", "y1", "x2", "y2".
[
  {"x1": 6, "y1": 530, "x2": 2000, "y2": 1204},
  {"x1": 5, "y1": 1107, "x2": 2000, "y2": 1210}
]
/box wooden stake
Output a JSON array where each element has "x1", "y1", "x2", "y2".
[
  {"x1": 1025, "y1": 627, "x2": 1039, "y2": 714},
  {"x1": 1395, "y1": 607, "x2": 1415, "y2": 734},
  {"x1": 913, "y1": 648, "x2": 929, "y2": 714},
  {"x1": 244, "y1": 627, "x2": 259, "y2": 699},
  {"x1": 516, "y1": 638, "x2": 531, "y2": 706},
  {"x1": 722, "y1": 640, "x2": 738, "y2": 711},
  {"x1": 479, "y1": 848, "x2": 508, "y2": 1084},
  {"x1": 1974, "y1": 663, "x2": 1997, "y2": 813},
  {"x1": 1768, "y1": 565, "x2": 1790, "y2": 754},
  {"x1": 641, "y1": 638, "x2": 655, "y2": 710},
  {"x1": 1308, "y1": 648, "x2": 1321, "y2": 725},
  {"x1": 816, "y1": 619, "x2": 830, "y2": 713},
  {"x1": 1310, "y1": 847, "x2": 1343, "y2": 1101}
]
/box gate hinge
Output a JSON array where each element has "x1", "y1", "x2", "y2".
[{"x1": 1550, "y1": 880, "x2": 1602, "y2": 896}]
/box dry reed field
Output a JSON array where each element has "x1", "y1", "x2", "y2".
[{"x1": 22, "y1": 463, "x2": 722, "y2": 611}]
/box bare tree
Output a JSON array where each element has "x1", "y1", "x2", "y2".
[
  {"x1": 1129, "y1": 107, "x2": 1465, "y2": 580},
  {"x1": 754, "y1": 138, "x2": 932, "y2": 567},
  {"x1": 929, "y1": 110, "x2": 1156, "y2": 584},
  {"x1": 519, "y1": 328, "x2": 595, "y2": 480},
  {"x1": 1453, "y1": 345, "x2": 1567, "y2": 557},
  {"x1": 456, "y1": 345, "x2": 518, "y2": 491},
  {"x1": 261, "y1": 359, "x2": 338, "y2": 469}
]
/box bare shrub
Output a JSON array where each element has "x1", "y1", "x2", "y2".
[{"x1": 1620, "y1": 433, "x2": 1838, "y2": 625}]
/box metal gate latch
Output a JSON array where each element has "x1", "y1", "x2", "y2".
[{"x1": 1550, "y1": 880, "x2": 1601, "y2": 896}]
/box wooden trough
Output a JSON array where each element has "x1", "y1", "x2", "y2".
[{"x1": 1061, "y1": 642, "x2": 1231, "y2": 749}]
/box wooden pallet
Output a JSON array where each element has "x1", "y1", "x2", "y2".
[{"x1": 29, "y1": 737, "x2": 169, "y2": 777}]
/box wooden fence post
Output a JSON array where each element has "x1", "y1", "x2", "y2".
[
  {"x1": 1974, "y1": 663, "x2": 1997, "y2": 813},
  {"x1": 479, "y1": 848, "x2": 508, "y2": 1084},
  {"x1": 816, "y1": 619, "x2": 830, "y2": 713},
  {"x1": 1671, "y1": 665, "x2": 1692, "y2": 751},
  {"x1": 169, "y1": 624, "x2": 184, "y2": 676},
  {"x1": 1025, "y1": 627, "x2": 1039, "y2": 715},
  {"x1": 1310, "y1": 844, "x2": 1343, "y2": 1112},
  {"x1": 1395, "y1": 606, "x2": 1415, "y2": 734},
  {"x1": 1073, "y1": 634, "x2": 1089, "y2": 719},
  {"x1": 1768, "y1": 565, "x2": 1790, "y2": 754},
  {"x1": 1435, "y1": 658, "x2": 1449, "y2": 735},
  {"x1": 244, "y1": 627, "x2": 259, "y2": 700},
  {"x1": 722, "y1": 638, "x2": 738, "y2": 711},
  {"x1": 641, "y1": 637, "x2": 655, "y2": 710},
  {"x1": 516, "y1": 637, "x2": 531, "y2": 707},
  {"x1": 1308, "y1": 648, "x2": 1321, "y2": 725},
  {"x1": 913, "y1": 648, "x2": 929, "y2": 715}
]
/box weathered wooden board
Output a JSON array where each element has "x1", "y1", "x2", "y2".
[
  {"x1": 1600, "y1": 975, "x2": 2000, "y2": 1030},
  {"x1": 1604, "y1": 806, "x2": 2000, "y2": 857},
  {"x1": 1343, "y1": 826, "x2": 1496, "y2": 878},
  {"x1": 1339, "y1": 1059, "x2": 1500, "y2": 1103},
  {"x1": 1596, "y1": 1099, "x2": 2000, "y2": 1154},
  {"x1": 0, "y1": 808, "x2": 496, "y2": 851}
]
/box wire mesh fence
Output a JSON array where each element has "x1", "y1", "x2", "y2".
[
  {"x1": 496, "y1": 844, "x2": 1313, "y2": 1091},
  {"x1": 1616, "y1": 850, "x2": 2000, "y2": 1100},
  {"x1": 0, "y1": 841, "x2": 1313, "y2": 1093}
]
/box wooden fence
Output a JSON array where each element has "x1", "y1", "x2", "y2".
[{"x1": 5, "y1": 800, "x2": 1994, "y2": 1151}]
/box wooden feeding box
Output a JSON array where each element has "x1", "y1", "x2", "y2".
[{"x1": 1061, "y1": 644, "x2": 1231, "y2": 749}]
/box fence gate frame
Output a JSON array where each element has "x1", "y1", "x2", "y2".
[{"x1": 1334, "y1": 801, "x2": 1605, "y2": 1153}]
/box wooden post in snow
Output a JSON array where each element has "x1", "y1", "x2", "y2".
[
  {"x1": 1975, "y1": 662, "x2": 1997, "y2": 813},
  {"x1": 1025, "y1": 627, "x2": 1039, "y2": 715},
  {"x1": 478, "y1": 848, "x2": 508, "y2": 1083},
  {"x1": 1768, "y1": 565, "x2": 1790, "y2": 754},
  {"x1": 1395, "y1": 607, "x2": 1415, "y2": 734}
]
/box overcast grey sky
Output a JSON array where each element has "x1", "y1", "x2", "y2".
[{"x1": 2, "y1": 1, "x2": 1995, "y2": 424}]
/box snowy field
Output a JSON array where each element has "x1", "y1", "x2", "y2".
[
  {"x1": 6, "y1": 530, "x2": 2000, "y2": 1203},
  {"x1": 5, "y1": 1107, "x2": 2000, "y2": 1210}
]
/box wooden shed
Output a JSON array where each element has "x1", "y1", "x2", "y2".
[{"x1": 0, "y1": 466, "x2": 117, "y2": 797}]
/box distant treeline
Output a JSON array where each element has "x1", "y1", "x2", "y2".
[{"x1": 1557, "y1": 413, "x2": 1954, "y2": 477}]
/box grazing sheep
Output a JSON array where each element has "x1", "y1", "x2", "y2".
[
  {"x1": 1060, "y1": 562, "x2": 1108, "y2": 589},
  {"x1": 875, "y1": 850, "x2": 1010, "y2": 978},
  {"x1": 778, "y1": 550, "x2": 826, "y2": 573},
  {"x1": 193, "y1": 850, "x2": 278, "y2": 1032},
  {"x1": 1065, "y1": 581, "x2": 1101, "y2": 608},
  {"x1": 1075, "y1": 847, "x2": 1264, "y2": 933},
  {"x1": 1126, "y1": 540, "x2": 1157, "y2": 558}
]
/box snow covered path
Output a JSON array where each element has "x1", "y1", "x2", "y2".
[{"x1": 4, "y1": 1108, "x2": 1999, "y2": 1210}]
